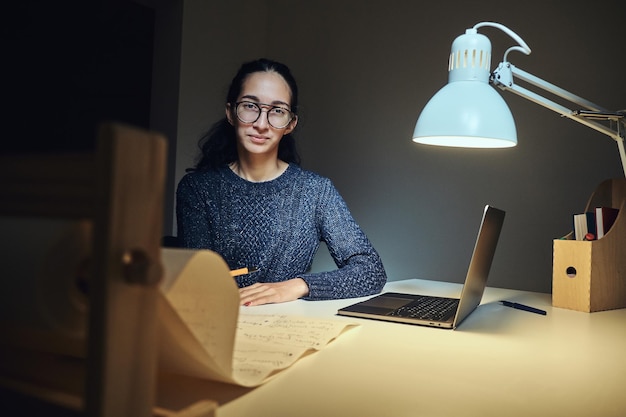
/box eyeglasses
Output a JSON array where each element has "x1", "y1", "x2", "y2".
[{"x1": 234, "y1": 101, "x2": 295, "y2": 129}]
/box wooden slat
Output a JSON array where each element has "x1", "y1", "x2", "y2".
[{"x1": 85, "y1": 123, "x2": 167, "y2": 417}]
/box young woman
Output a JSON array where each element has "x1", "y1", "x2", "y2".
[{"x1": 176, "y1": 58, "x2": 386, "y2": 306}]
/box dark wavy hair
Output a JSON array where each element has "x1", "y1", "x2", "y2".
[{"x1": 191, "y1": 58, "x2": 301, "y2": 171}]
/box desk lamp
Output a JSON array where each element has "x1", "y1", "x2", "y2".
[{"x1": 412, "y1": 21, "x2": 626, "y2": 178}]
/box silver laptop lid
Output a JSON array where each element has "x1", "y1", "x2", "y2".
[{"x1": 452, "y1": 205, "x2": 505, "y2": 328}]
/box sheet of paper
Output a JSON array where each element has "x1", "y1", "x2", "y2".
[
  {"x1": 232, "y1": 314, "x2": 357, "y2": 385},
  {"x1": 158, "y1": 248, "x2": 357, "y2": 387}
]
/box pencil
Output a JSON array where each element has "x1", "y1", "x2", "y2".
[{"x1": 229, "y1": 266, "x2": 259, "y2": 277}]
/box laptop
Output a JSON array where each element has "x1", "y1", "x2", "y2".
[{"x1": 338, "y1": 205, "x2": 505, "y2": 329}]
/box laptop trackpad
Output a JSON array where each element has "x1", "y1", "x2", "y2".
[{"x1": 341, "y1": 295, "x2": 414, "y2": 315}]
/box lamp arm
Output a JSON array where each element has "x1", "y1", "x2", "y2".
[{"x1": 492, "y1": 61, "x2": 626, "y2": 177}]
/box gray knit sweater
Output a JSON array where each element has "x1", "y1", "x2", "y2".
[{"x1": 176, "y1": 164, "x2": 387, "y2": 300}]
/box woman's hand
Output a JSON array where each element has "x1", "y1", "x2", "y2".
[{"x1": 239, "y1": 278, "x2": 309, "y2": 306}]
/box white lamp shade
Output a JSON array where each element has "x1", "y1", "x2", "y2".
[
  {"x1": 412, "y1": 80, "x2": 517, "y2": 148},
  {"x1": 412, "y1": 27, "x2": 517, "y2": 148}
]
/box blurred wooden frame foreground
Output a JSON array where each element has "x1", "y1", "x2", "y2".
[{"x1": 0, "y1": 123, "x2": 213, "y2": 417}]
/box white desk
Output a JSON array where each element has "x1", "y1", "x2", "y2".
[{"x1": 157, "y1": 279, "x2": 626, "y2": 417}]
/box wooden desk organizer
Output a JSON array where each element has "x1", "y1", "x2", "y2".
[{"x1": 552, "y1": 178, "x2": 626, "y2": 312}]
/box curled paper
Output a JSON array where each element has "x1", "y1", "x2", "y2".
[{"x1": 158, "y1": 248, "x2": 358, "y2": 386}]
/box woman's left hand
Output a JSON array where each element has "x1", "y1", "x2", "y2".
[{"x1": 239, "y1": 278, "x2": 309, "y2": 306}]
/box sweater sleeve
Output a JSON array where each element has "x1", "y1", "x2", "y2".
[
  {"x1": 176, "y1": 173, "x2": 212, "y2": 249},
  {"x1": 299, "y1": 179, "x2": 387, "y2": 300}
]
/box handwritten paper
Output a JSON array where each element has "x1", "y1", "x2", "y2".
[
  {"x1": 158, "y1": 248, "x2": 357, "y2": 387},
  {"x1": 232, "y1": 314, "x2": 357, "y2": 385}
]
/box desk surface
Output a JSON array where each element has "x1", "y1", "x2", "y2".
[{"x1": 157, "y1": 279, "x2": 626, "y2": 417}]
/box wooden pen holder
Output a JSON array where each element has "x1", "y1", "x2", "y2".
[{"x1": 552, "y1": 178, "x2": 626, "y2": 312}]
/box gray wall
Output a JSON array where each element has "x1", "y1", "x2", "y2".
[{"x1": 154, "y1": 0, "x2": 626, "y2": 294}]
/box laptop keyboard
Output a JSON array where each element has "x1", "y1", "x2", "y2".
[{"x1": 388, "y1": 296, "x2": 459, "y2": 321}]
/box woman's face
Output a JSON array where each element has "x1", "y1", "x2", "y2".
[{"x1": 227, "y1": 71, "x2": 297, "y2": 159}]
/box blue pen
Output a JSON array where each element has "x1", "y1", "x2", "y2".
[{"x1": 500, "y1": 300, "x2": 547, "y2": 316}]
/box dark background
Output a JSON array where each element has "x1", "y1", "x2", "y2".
[{"x1": 2, "y1": 0, "x2": 154, "y2": 154}]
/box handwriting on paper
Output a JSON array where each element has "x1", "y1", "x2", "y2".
[
  {"x1": 230, "y1": 314, "x2": 358, "y2": 385},
  {"x1": 236, "y1": 314, "x2": 352, "y2": 348}
]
